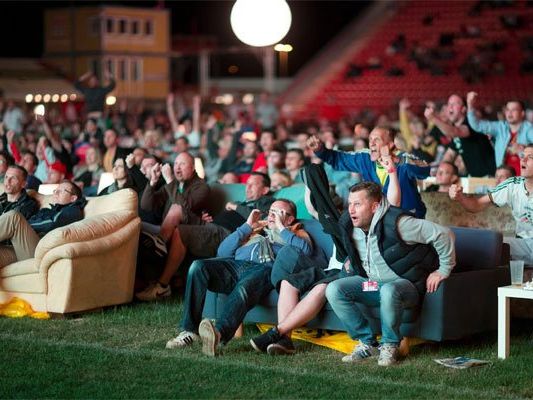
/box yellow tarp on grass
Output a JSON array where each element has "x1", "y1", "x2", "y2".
[
  {"x1": 0, "y1": 297, "x2": 49, "y2": 319},
  {"x1": 257, "y1": 323, "x2": 425, "y2": 355}
]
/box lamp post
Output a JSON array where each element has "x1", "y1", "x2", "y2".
[{"x1": 274, "y1": 43, "x2": 293, "y2": 77}]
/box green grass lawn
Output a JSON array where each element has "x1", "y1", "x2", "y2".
[{"x1": 1, "y1": 297, "x2": 532, "y2": 399}]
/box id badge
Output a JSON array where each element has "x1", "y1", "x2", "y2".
[{"x1": 362, "y1": 280, "x2": 379, "y2": 292}]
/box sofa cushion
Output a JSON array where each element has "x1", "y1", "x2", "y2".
[
  {"x1": 83, "y1": 188, "x2": 138, "y2": 218},
  {"x1": 0, "y1": 258, "x2": 39, "y2": 278},
  {"x1": 0, "y1": 271, "x2": 46, "y2": 294}
]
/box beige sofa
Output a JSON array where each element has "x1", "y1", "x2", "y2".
[{"x1": 0, "y1": 189, "x2": 141, "y2": 314}]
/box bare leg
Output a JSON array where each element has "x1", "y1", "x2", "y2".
[
  {"x1": 277, "y1": 284, "x2": 328, "y2": 337},
  {"x1": 159, "y1": 227, "x2": 186, "y2": 285},
  {"x1": 159, "y1": 204, "x2": 183, "y2": 242},
  {"x1": 276, "y1": 280, "x2": 300, "y2": 326}
]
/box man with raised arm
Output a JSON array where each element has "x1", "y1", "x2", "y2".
[
  {"x1": 449, "y1": 144, "x2": 533, "y2": 265},
  {"x1": 466, "y1": 92, "x2": 533, "y2": 175},
  {"x1": 308, "y1": 126, "x2": 428, "y2": 217}
]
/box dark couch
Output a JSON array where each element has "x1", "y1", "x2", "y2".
[{"x1": 202, "y1": 219, "x2": 510, "y2": 342}]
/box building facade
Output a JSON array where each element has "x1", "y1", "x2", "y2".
[{"x1": 43, "y1": 6, "x2": 169, "y2": 100}]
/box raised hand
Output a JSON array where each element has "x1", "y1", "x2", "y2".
[
  {"x1": 161, "y1": 163, "x2": 173, "y2": 184},
  {"x1": 125, "y1": 153, "x2": 135, "y2": 169},
  {"x1": 448, "y1": 184, "x2": 463, "y2": 201},
  {"x1": 399, "y1": 98, "x2": 411, "y2": 112},
  {"x1": 246, "y1": 209, "x2": 262, "y2": 228},
  {"x1": 379, "y1": 145, "x2": 395, "y2": 173},
  {"x1": 466, "y1": 91, "x2": 478, "y2": 109},
  {"x1": 150, "y1": 163, "x2": 162, "y2": 186}
]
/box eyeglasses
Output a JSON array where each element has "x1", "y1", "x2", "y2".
[
  {"x1": 53, "y1": 187, "x2": 75, "y2": 195},
  {"x1": 268, "y1": 208, "x2": 292, "y2": 217}
]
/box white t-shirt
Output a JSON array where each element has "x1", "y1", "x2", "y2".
[{"x1": 489, "y1": 177, "x2": 533, "y2": 239}]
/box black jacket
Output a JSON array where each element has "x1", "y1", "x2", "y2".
[{"x1": 0, "y1": 190, "x2": 39, "y2": 220}]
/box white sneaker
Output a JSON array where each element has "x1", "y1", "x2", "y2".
[
  {"x1": 342, "y1": 342, "x2": 379, "y2": 363},
  {"x1": 166, "y1": 331, "x2": 200, "y2": 349},
  {"x1": 378, "y1": 343, "x2": 400, "y2": 367},
  {"x1": 135, "y1": 282, "x2": 171, "y2": 301}
]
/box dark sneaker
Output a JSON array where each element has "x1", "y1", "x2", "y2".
[
  {"x1": 267, "y1": 335, "x2": 296, "y2": 355},
  {"x1": 250, "y1": 328, "x2": 282, "y2": 353},
  {"x1": 199, "y1": 319, "x2": 220, "y2": 357}
]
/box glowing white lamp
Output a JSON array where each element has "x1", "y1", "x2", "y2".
[{"x1": 230, "y1": 0, "x2": 292, "y2": 47}]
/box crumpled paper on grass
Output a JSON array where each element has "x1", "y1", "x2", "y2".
[{"x1": 0, "y1": 297, "x2": 49, "y2": 319}]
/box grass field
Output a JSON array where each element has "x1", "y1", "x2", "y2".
[{"x1": 1, "y1": 297, "x2": 532, "y2": 399}]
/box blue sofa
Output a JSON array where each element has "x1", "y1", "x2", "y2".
[{"x1": 202, "y1": 219, "x2": 510, "y2": 342}]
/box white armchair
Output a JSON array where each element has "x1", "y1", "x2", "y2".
[{"x1": 0, "y1": 189, "x2": 141, "y2": 314}]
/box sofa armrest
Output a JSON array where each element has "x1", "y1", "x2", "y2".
[
  {"x1": 34, "y1": 210, "x2": 136, "y2": 261},
  {"x1": 38, "y1": 217, "x2": 141, "y2": 275}
]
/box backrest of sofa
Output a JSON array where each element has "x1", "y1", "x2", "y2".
[
  {"x1": 450, "y1": 226, "x2": 503, "y2": 272},
  {"x1": 423, "y1": 192, "x2": 515, "y2": 236},
  {"x1": 301, "y1": 218, "x2": 333, "y2": 262},
  {"x1": 84, "y1": 189, "x2": 138, "y2": 218},
  {"x1": 274, "y1": 184, "x2": 313, "y2": 220}
]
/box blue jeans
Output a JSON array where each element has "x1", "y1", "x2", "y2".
[
  {"x1": 325, "y1": 275, "x2": 419, "y2": 345},
  {"x1": 179, "y1": 258, "x2": 273, "y2": 344}
]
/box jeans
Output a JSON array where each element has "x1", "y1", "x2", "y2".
[
  {"x1": 179, "y1": 257, "x2": 273, "y2": 344},
  {"x1": 325, "y1": 275, "x2": 419, "y2": 345}
]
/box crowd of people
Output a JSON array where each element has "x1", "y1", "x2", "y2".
[{"x1": 0, "y1": 69, "x2": 532, "y2": 366}]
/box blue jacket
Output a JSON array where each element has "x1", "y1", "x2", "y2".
[
  {"x1": 28, "y1": 197, "x2": 87, "y2": 235},
  {"x1": 217, "y1": 222, "x2": 312, "y2": 263},
  {"x1": 315, "y1": 148, "x2": 430, "y2": 218},
  {"x1": 467, "y1": 110, "x2": 533, "y2": 167}
]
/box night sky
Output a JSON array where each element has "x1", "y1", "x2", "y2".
[{"x1": 2, "y1": 1, "x2": 370, "y2": 76}]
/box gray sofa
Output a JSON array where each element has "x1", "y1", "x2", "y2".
[{"x1": 202, "y1": 219, "x2": 510, "y2": 342}]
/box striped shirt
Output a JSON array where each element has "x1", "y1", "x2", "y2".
[{"x1": 488, "y1": 177, "x2": 533, "y2": 239}]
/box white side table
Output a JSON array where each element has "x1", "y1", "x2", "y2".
[{"x1": 498, "y1": 285, "x2": 533, "y2": 359}]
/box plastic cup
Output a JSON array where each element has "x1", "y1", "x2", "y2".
[{"x1": 510, "y1": 260, "x2": 525, "y2": 286}]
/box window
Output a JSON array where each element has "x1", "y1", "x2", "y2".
[
  {"x1": 106, "y1": 18, "x2": 115, "y2": 34},
  {"x1": 119, "y1": 19, "x2": 127, "y2": 34},
  {"x1": 144, "y1": 19, "x2": 153, "y2": 36},
  {"x1": 131, "y1": 59, "x2": 142, "y2": 81},
  {"x1": 90, "y1": 59, "x2": 101, "y2": 80},
  {"x1": 105, "y1": 59, "x2": 115, "y2": 77},
  {"x1": 131, "y1": 20, "x2": 140, "y2": 35},
  {"x1": 119, "y1": 59, "x2": 127, "y2": 81},
  {"x1": 88, "y1": 17, "x2": 100, "y2": 36}
]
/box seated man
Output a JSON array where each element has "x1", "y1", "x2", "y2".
[
  {"x1": 0, "y1": 165, "x2": 39, "y2": 219},
  {"x1": 495, "y1": 165, "x2": 515, "y2": 186},
  {"x1": 449, "y1": 144, "x2": 533, "y2": 265},
  {"x1": 424, "y1": 161, "x2": 459, "y2": 193},
  {"x1": 250, "y1": 154, "x2": 401, "y2": 355},
  {"x1": 325, "y1": 182, "x2": 455, "y2": 366},
  {"x1": 0, "y1": 180, "x2": 86, "y2": 263},
  {"x1": 165, "y1": 199, "x2": 312, "y2": 357},
  {"x1": 136, "y1": 172, "x2": 274, "y2": 300}
]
